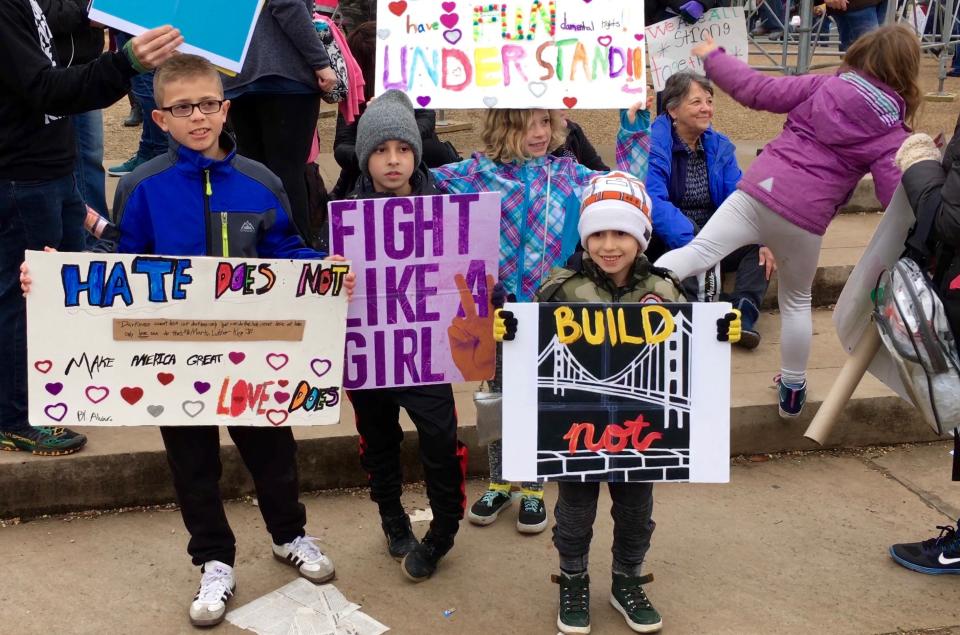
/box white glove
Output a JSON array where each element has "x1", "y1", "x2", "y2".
[{"x1": 895, "y1": 133, "x2": 941, "y2": 172}]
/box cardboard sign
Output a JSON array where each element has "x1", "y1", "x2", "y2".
[
  {"x1": 502, "y1": 302, "x2": 731, "y2": 482},
  {"x1": 374, "y1": 0, "x2": 647, "y2": 108},
  {"x1": 26, "y1": 251, "x2": 349, "y2": 426},
  {"x1": 329, "y1": 192, "x2": 501, "y2": 389},
  {"x1": 89, "y1": 0, "x2": 265, "y2": 73},
  {"x1": 645, "y1": 7, "x2": 747, "y2": 92}
]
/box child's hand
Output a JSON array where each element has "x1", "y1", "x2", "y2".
[
  {"x1": 21, "y1": 246, "x2": 56, "y2": 297},
  {"x1": 758, "y1": 246, "x2": 777, "y2": 281},
  {"x1": 627, "y1": 98, "x2": 652, "y2": 125},
  {"x1": 493, "y1": 309, "x2": 518, "y2": 342},
  {"x1": 327, "y1": 254, "x2": 356, "y2": 301},
  {"x1": 491, "y1": 281, "x2": 515, "y2": 310},
  {"x1": 691, "y1": 35, "x2": 719, "y2": 58},
  {"x1": 716, "y1": 309, "x2": 742, "y2": 344}
]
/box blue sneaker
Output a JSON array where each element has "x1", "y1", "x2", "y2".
[
  {"x1": 890, "y1": 521, "x2": 960, "y2": 575},
  {"x1": 774, "y1": 374, "x2": 806, "y2": 418}
]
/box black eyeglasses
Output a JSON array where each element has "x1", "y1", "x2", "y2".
[{"x1": 160, "y1": 100, "x2": 224, "y2": 118}]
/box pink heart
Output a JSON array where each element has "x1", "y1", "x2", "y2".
[
  {"x1": 311, "y1": 358, "x2": 333, "y2": 378},
  {"x1": 85, "y1": 385, "x2": 109, "y2": 404},
  {"x1": 597, "y1": 35, "x2": 612, "y2": 47},
  {"x1": 45, "y1": 382, "x2": 63, "y2": 396},
  {"x1": 229, "y1": 352, "x2": 246, "y2": 364},
  {"x1": 34, "y1": 360, "x2": 53, "y2": 374},
  {"x1": 440, "y1": 13, "x2": 459, "y2": 28},
  {"x1": 634, "y1": 33, "x2": 644, "y2": 41},
  {"x1": 193, "y1": 381, "x2": 211, "y2": 395},
  {"x1": 417, "y1": 96, "x2": 431, "y2": 107},
  {"x1": 441, "y1": 1, "x2": 456, "y2": 11},
  {"x1": 44, "y1": 403, "x2": 67, "y2": 422},
  {"x1": 266, "y1": 409, "x2": 289, "y2": 426},
  {"x1": 443, "y1": 28, "x2": 462, "y2": 45},
  {"x1": 274, "y1": 391, "x2": 291, "y2": 404},
  {"x1": 266, "y1": 353, "x2": 289, "y2": 371}
]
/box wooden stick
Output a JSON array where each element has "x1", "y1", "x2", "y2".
[{"x1": 804, "y1": 325, "x2": 882, "y2": 445}]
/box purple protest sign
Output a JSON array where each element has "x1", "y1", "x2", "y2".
[{"x1": 329, "y1": 192, "x2": 502, "y2": 389}]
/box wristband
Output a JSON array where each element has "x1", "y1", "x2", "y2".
[{"x1": 123, "y1": 39, "x2": 150, "y2": 74}]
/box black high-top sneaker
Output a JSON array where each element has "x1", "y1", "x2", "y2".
[
  {"x1": 401, "y1": 529, "x2": 455, "y2": 582},
  {"x1": 381, "y1": 513, "x2": 419, "y2": 561}
]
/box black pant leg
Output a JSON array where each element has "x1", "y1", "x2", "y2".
[
  {"x1": 347, "y1": 389, "x2": 405, "y2": 518},
  {"x1": 159, "y1": 426, "x2": 236, "y2": 566},
  {"x1": 394, "y1": 383, "x2": 465, "y2": 536},
  {"x1": 227, "y1": 426, "x2": 306, "y2": 546},
  {"x1": 227, "y1": 96, "x2": 267, "y2": 163},
  {"x1": 608, "y1": 482, "x2": 655, "y2": 573}
]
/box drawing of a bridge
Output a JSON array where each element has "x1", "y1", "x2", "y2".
[{"x1": 537, "y1": 310, "x2": 693, "y2": 416}]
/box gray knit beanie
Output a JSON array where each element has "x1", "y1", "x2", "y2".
[{"x1": 355, "y1": 90, "x2": 423, "y2": 177}]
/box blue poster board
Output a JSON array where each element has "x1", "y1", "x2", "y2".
[{"x1": 90, "y1": 0, "x2": 265, "y2": 73}]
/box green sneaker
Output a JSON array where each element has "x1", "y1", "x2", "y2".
[
  {"x1": 0, "y1": 426, "x2": 87, "y2": 456},
  {"x1": 610, "y1": 572, "x2": 662, "y2": 633},
  {"x1": 552, "y1": 571, "x2": 590, "y2": 634},
  {"x1": 107, "y1": 154, "x2": 147, "y2": 177}
]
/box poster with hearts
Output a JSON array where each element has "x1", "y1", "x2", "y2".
[
  {"x1": 329, "y1": 192, "x2": 501, "y2": 389},
  {"x1": 26, "y1": 251, "x2": 350, "y2": 427},
  {"x1": 374, "y1": 0, "x2": 647, "y2": 108}
]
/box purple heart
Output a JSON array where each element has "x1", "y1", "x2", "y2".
[
  {"x1": 44, "y1": 402, "x2": 67, "y2": 422},
  {"x1": 311, "y1": 358, "x2": 333, "y2": 378},
  {"x1": 45, "y1": 382, "x2": 63, "y2": 396},
  {"x1": 229, "y1": 352, "x2": 245, "y2": 364},
  {"x1": 440, "y1": 13, "x2": 459, "y2": 28},
  {"x1": 274, "y1": 391, "x2": 291, "y2": 404},
  {"x1": 441, "y1": 1, "x2": 456, "y2": 11},
  {"x1": 194, "y1": 381, "x2": 211, "y2": 395},
  {"x1": 417, "y1": 96, "x2": 431, "y2": 107},
  {"x1": 443, "y1": 28, "x2": 462, "y2": 45}
]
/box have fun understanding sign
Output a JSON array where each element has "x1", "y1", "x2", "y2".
[
  {"x1": 26, "y1": 251, "x2": 349, "y2": 427},
  {"x1": 375, "y1": 0, "x2": 647, "y2": 108}
]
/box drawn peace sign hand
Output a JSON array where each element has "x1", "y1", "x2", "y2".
[{"x1": 447, "y1": 273, "x2": 496, "y2": 381}]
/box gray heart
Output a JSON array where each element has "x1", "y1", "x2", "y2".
[
  {"x1": 483, "y1": 96, "x2": 498, "y2": 108},
  {"x1": 528, "y1": 82, "x2": 547, "y2": 98},
  {"x1": 377, "y1": 28, "x2": 390, "y2": 40},
  {"x1": 147, "y1": 405, "x2": 164, "y2": 418}
]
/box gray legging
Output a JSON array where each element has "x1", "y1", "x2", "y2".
[{"x1": 654, "y1": 190, "x2": 823, "y2": 386}]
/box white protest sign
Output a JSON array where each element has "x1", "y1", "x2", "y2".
[
  {"x1": 374, "y1": 0, "x2": 647, "y2": 108},
  {"x1": 26, "y1": 251, "x2": 349, "y2": 427},
  {"x1": 502, "y1": 301, "x2": 730, "y2": 483},
  {"x1": 645, "y1": 7, "x2": 747, "y2": 92}
]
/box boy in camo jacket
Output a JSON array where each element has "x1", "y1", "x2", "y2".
[{"x1": 494, "y1": 172, "x2": 741, "y2": 634}]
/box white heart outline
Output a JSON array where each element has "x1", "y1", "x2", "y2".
[{"x1": 182, "y1": 400, "x2": 205, "y2": 418}]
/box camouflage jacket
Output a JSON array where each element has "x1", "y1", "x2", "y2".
[{"x1": 536, "y1": 252, "x2": 684, "y2": 304}]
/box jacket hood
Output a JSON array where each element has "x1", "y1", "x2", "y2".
[{"x1": 811, "y1": 70, "x2": 909, "y2": 146}]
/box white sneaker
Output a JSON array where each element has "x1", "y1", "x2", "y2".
[
  {"x1": 189, "y1": 560, "x2": 235, "y2": 627},
  {"x1": 272, "y1": 535, "x2": 335, "y2": 583}
]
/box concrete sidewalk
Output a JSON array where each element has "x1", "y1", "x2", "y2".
[{"x1": 2, "y1": 442, "x2": 959, "y2": 634}]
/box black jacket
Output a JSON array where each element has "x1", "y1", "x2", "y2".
[
  {"x1": 0, "y1": 0, "x2": 134, "y2": 180},
  {"x1": 901, "y1": 117, "x2": 960, "y2": 336},
  {"x1": 552, "y1": 120, "x2": 609, "y2": 171},
  {"x1": 36, "y1": 0, "x2": 104, "y2": 66},
  {"x1": 345, "y1": 163, "x2": 439, "y2": 200}
]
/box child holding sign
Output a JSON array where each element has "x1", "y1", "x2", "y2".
[
  {"x1": 432, "y1": 99, "x2": 682, "y2": 533},
  {"x1": 494, "y1": 172, "x2": 740, "y2": 634},
  {"x1": 19, "y1": 54, "x2": 356, "y2": 628},
  {"x1": 655, "y1": 26, "x2": 920, "y2": 418},
  {"x1": 340, "y1": 90, "x2": 469, "y2": 583}
]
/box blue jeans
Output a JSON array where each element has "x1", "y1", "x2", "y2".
[
  {"x1": 0, "y1": 174, "x2": 86, "y2": 433},
  {"x1": 116, "y1": 33, "x2": 167, "y2": 161},
  {"x1": 71, "y1": 110, "x2": 107, "y2": 218},
  {"x1": 834, "y1": 0, "x2": 887, "y2": 50}
]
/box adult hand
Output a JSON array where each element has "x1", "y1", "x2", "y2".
[
  {"x1": 813, "y1": 4, "x2": 827, "y2": 16},
  {"x1": 20, "y1": 246, "x2": 56, "y2": 297},
  {"x1": 691, "y1": 34, "x2": 720, "y2": 58},
  {"x1": 327, "y1": 254, "x2": 356, "y2": 301},
  {"x1": 316, "y1": 67, "x2": 338, "y2": 93},
  {"x1": 758, "y1": 246, "x2": 777, "y2": 281},
  {"x1": 129, "y1": 26, "x2": 183, "y2": 70},
  {"x1": 448, "y1": 273, "x2": 496, "y2": 381},
  {"x1": 825, "y1": 0, "x2": 848, "y2": 10}
]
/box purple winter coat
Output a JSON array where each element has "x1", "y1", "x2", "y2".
[{"x1": 703, "y1": 48, "x2": 910, "y2": 236}]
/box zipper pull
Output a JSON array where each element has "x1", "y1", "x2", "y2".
[{"x1": 204, "y1": 169, "x2": 212, "y2": 196}]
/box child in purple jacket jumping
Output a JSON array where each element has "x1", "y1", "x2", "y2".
[{"x1": 655, "y1": 25, "x2": 921, "y2": 418}]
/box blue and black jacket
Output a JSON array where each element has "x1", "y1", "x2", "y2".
[{"x1": 114, "y1": 132, "x2": 323, "y2": 259}]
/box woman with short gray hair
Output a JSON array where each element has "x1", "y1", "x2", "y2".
[{"x1": 646, "y1": 71, "x2": 776, "y2": 349}]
